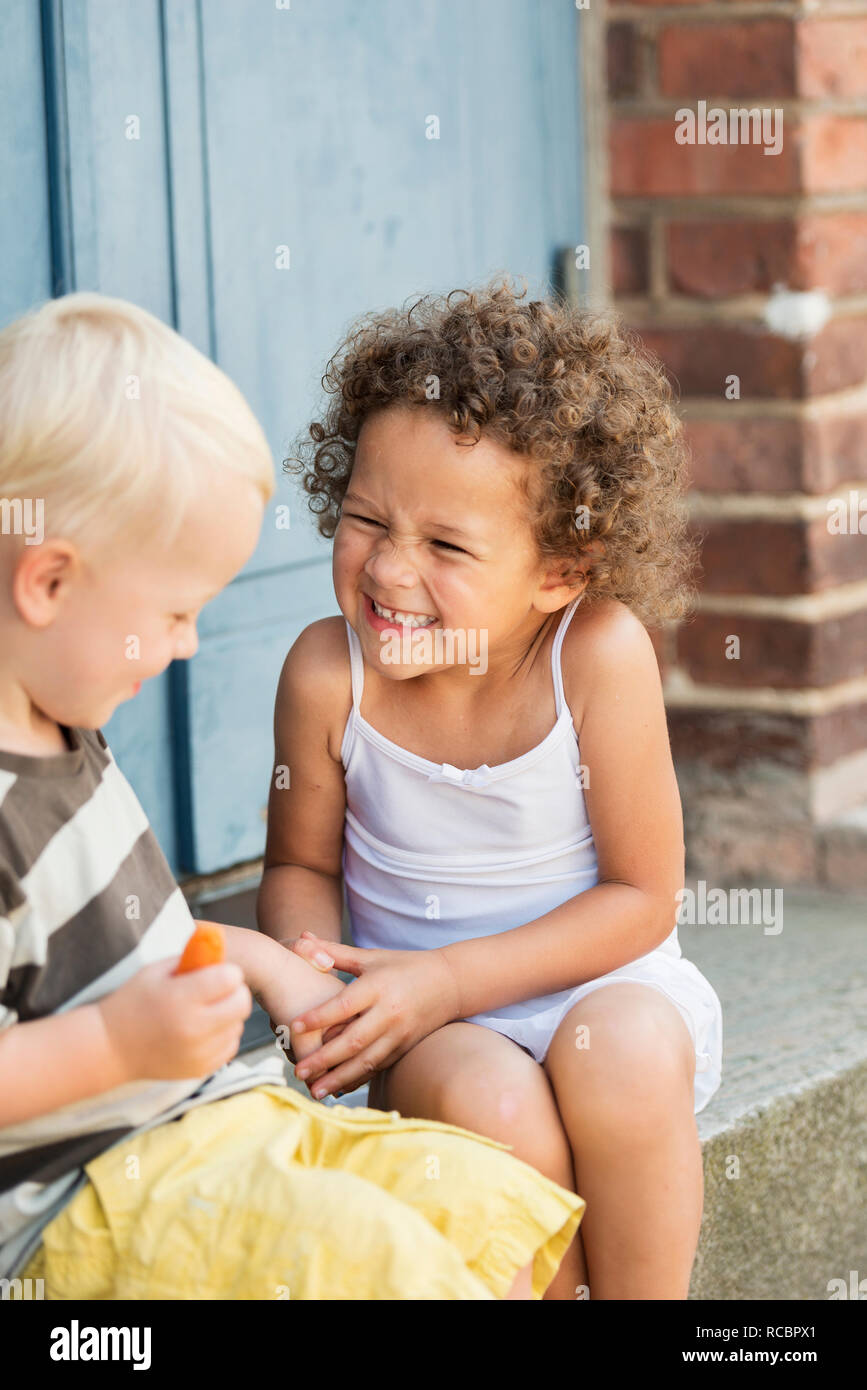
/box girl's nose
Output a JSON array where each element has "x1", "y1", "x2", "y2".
[{"x1": 364, "y1": 537, "x2": 419, "y2": 588}]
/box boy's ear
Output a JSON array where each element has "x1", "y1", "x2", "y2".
[
  {"x1": 534, "y1": 539, "x2": 604, "y2": 613},
  {"x1": 12, "y1": 540, "x2": 79, "y2": 627}
]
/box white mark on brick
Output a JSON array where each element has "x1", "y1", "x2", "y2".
[{"x1": 763, "y1": 286, "x2": 831, "y2": 339}]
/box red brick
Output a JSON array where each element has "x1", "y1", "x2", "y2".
[
  {"x1": 611, "y1": 225, "x2": 650, "y2": 293},
  {"x1": 675, "y1": 610, "x2": 867, "y2": 689},
  {"x1": 801, "y1": 116, "x2": 867, "y2": 194},
  {"x1": 693, "y1": 517, "x2": 867, "y2": 596},
  {"x1": 796, "y1": 18, "x2": 867, "y2": 98},
  {"x1": 795, "y1": 213, "x2": 867, "y2": 294},
  {"x1": 691, "y1": 518, "x2": 807, "y2": 595},
  {"x1": 667, "y1": 215, "x2": 867, "y2": 298},
  {"x1": 668, "y1": 703, "x2": 867, "y2": 773},
  {"x1": 608, "y1": 22, "x2": 640, "y2": 98},
  {"x1": 804, "y1": 318, "x2": 867, "y2": 397},
  {"x1": 637, "y1": 320, "x2": 867, "y2": 400},
  {"x1": 639, "y1": 326, "x2": 800, "y2": 400},
  {"x1": 610, "y1": 118, "x2": 797, "y2": 197},
  {"x1": 621, "y1": 0, "x2": 713, "y2": 7},
  {"x1": 658, "y1": 20, "x2": 795, "y2": 98},
  {"x1": 667, "y1": 219, "x2": 796, "y2": 297},
  {"x1": 814, "y1": 702, "x2": 867, "y2": 769},
  {"x1": 684, "y1": 417, "x2": 806, "y2": 492},
  {"x1": 683, "y1": 414, "x2": 867, "y2": 495},
  {"x1": 805, "y1": 415, "x2": 867, "y2": 492},
  {"x1": 811, "y1": 512, "x2": 867, "y2": 591},
  {"x1": 668, "y1": 708, "x2": 812, "y2": 771}
]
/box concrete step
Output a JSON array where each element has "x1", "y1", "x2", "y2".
[
  {"x1": 686, "y1": 879, "x2": 867, "y2": 1299},
  {"x1": 234, "y1": 880, "x2": 867, "y2": 1299}
]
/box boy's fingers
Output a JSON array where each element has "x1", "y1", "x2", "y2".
[
  {"x1": 205, "y1": 983, "x2": 252, "y2": 1022},
  {"x1": 174, "y1": 961, "x2": 245, "y2": 1000}
]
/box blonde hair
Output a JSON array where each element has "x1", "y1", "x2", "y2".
[{"x1": 0, "y1": 292, "x2": 275, "y2": 556}]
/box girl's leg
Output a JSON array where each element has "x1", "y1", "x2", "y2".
[
  {"x1": 543, "y1": 982, "x2": 703, "y2": 1300},
  {"x1": 372, "y1": 1020, "x2": 589, "y2": 1300},
  {"x1": 505, "y1": 1262, "x2": 534, "y2": 1300}
]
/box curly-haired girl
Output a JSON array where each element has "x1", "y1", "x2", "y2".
[{"x1": 258, "y1": 279, "x2": 724, "y2": 1301}]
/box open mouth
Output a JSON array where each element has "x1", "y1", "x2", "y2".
[{"x1": 366, "y1": 594, "x2": 437, "y2": 629}]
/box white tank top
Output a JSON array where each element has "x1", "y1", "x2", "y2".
[{"x1": 340, "y1": 596, "x2": 680, "y2": 1003}]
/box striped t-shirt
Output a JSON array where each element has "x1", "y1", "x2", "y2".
[{"x1": 0, "y1": 724, "x2": 285, "y2": 1280}]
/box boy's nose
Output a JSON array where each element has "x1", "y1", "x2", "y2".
[{"x1": 175, "y1": 627, "x2": 199, "y2": 661}]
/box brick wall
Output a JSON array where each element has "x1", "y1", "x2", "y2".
[{"x1": 603, "y1": 0, "x2": 867, "y2": 887}]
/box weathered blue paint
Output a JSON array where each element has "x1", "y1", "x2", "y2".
[{"x1": 1, "y1": 0, "x2": 584, "y2": 875}]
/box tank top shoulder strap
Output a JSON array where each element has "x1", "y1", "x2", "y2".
[
  {"x1": 344, "y1": 619, "x2": 365, "y2": 712},
  {"x1": 551, "y1": 595, "x2": 584, "y2": 717}
]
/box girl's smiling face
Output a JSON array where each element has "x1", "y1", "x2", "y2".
[{"x1": 332, "y1": 405, "x2": 582, "y2": 681}]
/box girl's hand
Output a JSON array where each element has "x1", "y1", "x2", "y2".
[
  {"x1": 289, "y1": 934, "x2": 462, "y2": 1099},
  {"x1": 279, "y1": 935, "x2": 338, "y2": 973},
  {"x1": 255, "y1": 950, "x2": 349, "y2": 1068}
]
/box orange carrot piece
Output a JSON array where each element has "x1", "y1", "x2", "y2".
[{"x1": 174, "y1": 922, "x2": 226, "y2": 974}]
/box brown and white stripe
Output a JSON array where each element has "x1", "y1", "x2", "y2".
[{"x1": 0, "y1": 725, "x2": 283, "y2": 1280}]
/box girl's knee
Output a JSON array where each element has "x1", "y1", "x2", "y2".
[
  {"x1": 550, "y1": 992, "x2": 696, "y2": 1123},
  {"x1": 435, "y1": 1067, "x2": 573, "y2": 1185},
  {"x1": 374, "y1": 1024, "x2": 575, "y2": 1186}
]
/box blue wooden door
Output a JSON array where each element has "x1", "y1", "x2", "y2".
[{"x1": 1, "y1": 0, "x2": 585, "y2": 875}]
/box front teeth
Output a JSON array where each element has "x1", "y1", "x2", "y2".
[{"x1": 371, "y1": 597, "x2": 436, "y2": 628}]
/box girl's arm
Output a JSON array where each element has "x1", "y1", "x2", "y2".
[
  {"x1": 439, "y1": 602, "x2": 684, "y2": 1019},
  {"x1": 256, "y1": 619, "x2": 350, "y2": 950}
]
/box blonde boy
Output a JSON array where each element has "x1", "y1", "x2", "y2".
[{"x1": 0, "y1": 294, "x2": 583, "y2": 1300}]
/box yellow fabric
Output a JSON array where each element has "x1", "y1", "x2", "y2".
[{"x1": 21, "y1": 1083, "x2": 584, "y2": 1300}]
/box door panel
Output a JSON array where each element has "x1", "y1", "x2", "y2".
[
  {"x1": 181, "y1": 0, "x2": 584, "y2": 872},
  {"x1": 1, "y1": 0, "x2": 584, "y2": 876}
]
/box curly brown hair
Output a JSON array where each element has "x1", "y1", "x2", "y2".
[{"x1": 284, "y1": 279, "x2": 699, "y2": 626}]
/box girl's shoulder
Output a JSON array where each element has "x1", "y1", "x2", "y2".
[
  {"x1": 277, "y1": 615, "x2": 353, "y2": 763},
  {"x1": 560, "y1": 597, "x2": 663, "y2": 740},
  {"x1": 284, "y1": 614, "x2": 350, "y2": 670}
]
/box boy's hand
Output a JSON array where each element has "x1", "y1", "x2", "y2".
[
  {"x1": 287, "y1": 935, "x2": 461, "y2": 1099},
  {"x1": 98, "y1": 957, "x2": 252, "y2": 1083},
  {"x1": 255, "y1": 950, "x2": 348, "y2": 1071}
]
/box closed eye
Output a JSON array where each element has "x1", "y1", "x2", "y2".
[{"x1": 346, "y1": 512, "x2": 469, "y2": 555}]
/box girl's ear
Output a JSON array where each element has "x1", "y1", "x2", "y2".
[{"x1": 536, "y1": 537, "x2": 606, "y2": 610}]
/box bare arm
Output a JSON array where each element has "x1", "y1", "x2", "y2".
[
  {"x1": 0, "y1": 923, "x2": 346, "y2": 1127},
  {"x1": 0, "y1": 930, "x2": 274, "y2": 1128},
  {"x1": 440, "y1": 604, "x2": 684, "y2": 1018},
  {"x1": 256, "y1": 620, "x2": 349, "y2": 950},
  {"x1": 0, "y1": 1006, "x2": 129, "y2": 1128}
]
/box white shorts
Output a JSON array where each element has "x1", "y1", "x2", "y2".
[{"x1": 465, "y1": 951, "x2": 723, "y2": 1115}]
